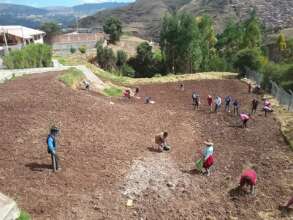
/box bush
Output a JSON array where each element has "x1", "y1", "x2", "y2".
[
  {"x1": 104, "y1": 86, "x2": 122, "y2": 96},
  {"x1": 3, "y1": 44, "x2": 52, "y2": 69},
  {"x1": 121, "y1": 64, "x2": 135, "y2": 77},
  {"x1": 70, "y1": 47, "x2": 76, "y2": 54},
  {"x1": 233, "y1": 48, "x2": 263, "y2": 76},
  {"x1": 17, "y1": 210, "x2": 31, "y2": 220},
  {"x1": 116, "y1": 50, "x2": 128, "y2": 68},
  {"x1": 58, "y1": 67, "x2": 85, "y2": 88},
  {"x1": 208, "y1": 55, "x2": 229, "y2": 71},
  {"x1": 79, "y1": 45, "x2": 87, "y2": 54}
]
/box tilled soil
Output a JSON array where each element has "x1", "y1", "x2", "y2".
[{"x1": 0, "y1": 72, "x2": 292, "y2": 220}]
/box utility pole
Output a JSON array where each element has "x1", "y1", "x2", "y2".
[{"x1": 2, "y1": 28, "x2": 9, "y2": 54}]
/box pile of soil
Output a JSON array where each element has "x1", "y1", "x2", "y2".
[{"x1": 0, "y1": 72, "x2": 292, "y2": 220}]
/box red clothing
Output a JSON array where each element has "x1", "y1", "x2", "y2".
[
  {"x1": 203, "y1": 155, "x2": 214, "y2": 169},
  {"x1": 240, "y1": 169, "x2": 257, "y2": 185},
  {"x1": 207, "y1": 97, "x2": 213, "y2": 106}
]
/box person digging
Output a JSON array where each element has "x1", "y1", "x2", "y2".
[
  {"x1": 192, "y1": 92, "x2": 200, "y2": 110},
  {"x1": 240, "y1": 113, "x2": 251, "y2": 128},
  {"x1": 196, "y1": 140, "x2": 214, "y2": 176},
  {"x1": 155, "y1": 132, "x2": 170, "y2": 152},
  {"x1": 251, "y1": 98, "x2": 259, "y2": 114},
  {"x1": 47, "y1": 126, "x2": 61, "y2": 172},
  {"x1": 239, "y1": 168, "x2": 257, "y2": 195}
]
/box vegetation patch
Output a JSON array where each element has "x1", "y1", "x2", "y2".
[
  {"x1": 103, "y1": 86, "x2": 123, "y2": 97},
  {"x1": 3, "y1": 44, "x2": 52, "y2": 69},
  {"x1": 58, "y1": 68, "x2": 85, "y2": 88},
  {"x1": 17, "y1": 210, "x2": 31, "y2": 220}
]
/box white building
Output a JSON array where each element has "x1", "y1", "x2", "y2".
[{"x1": 0, "y1": 25, "x2": 46, "y2": 55}]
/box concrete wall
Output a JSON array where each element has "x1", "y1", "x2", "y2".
[{"x1": 0, "y1": 66, "x2": 69, "y2": 83}]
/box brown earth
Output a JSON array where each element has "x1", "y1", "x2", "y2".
[{"x1": 0, "y1": 72, "x2": 292, "y2": 220}]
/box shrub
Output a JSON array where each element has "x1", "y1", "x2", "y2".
[
  {"x1": 79, "y1": 45, "x2": 87, "y2": 54},
  {"x1": 58, "y1": 68, "x2": 85, "y2": 88},
  {"x1": 96, "y1": 45, "x2": 116, "y2": 71},
  {"x1": 233, "y1": 48, "x2": 263, "y2": 76},
  {"x1": 116, "y1": 50, "x2": 128, "y2": 68},
  {"x1": 70, "y1": 47, "x2": 76, "y2": 54},
  {"x1": 3, "y1": 44, "x2": 52, "y2": 69},
  {"x1": 104, "y1": 86, "x2": 122, "y2": 96},
  {"x1": 17, "y1": 210, "x2": 31, "y2": 220},
  {"x1": 121, "y1": 64, "x2": 135, "y2": 77}
]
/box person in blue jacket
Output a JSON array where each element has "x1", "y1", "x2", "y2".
[{"x1": 47, "y1": 126, "x2": 60, "y2": 172}]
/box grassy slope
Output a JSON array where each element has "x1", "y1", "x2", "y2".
[{"x1": 58, "y1": 68, "x2": 85, "y2": 88}]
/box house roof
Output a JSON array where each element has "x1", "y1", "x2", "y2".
[{"x1": 0, "y1": 26, "x2": 45, "y2": 40}]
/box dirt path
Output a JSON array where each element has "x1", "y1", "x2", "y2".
[{"x1": 0, "y1": 73, "x2": 292, "y2": 219}]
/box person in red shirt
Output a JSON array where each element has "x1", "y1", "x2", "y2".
[
  {"x1": 240, "y1": 169, "x2": 257, "y2": 194},
  {"x1": 207, "y1": 95, "x2": 213, "y2": 112}
]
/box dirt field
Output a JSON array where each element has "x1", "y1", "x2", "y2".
[{"x1": 0, "y1": 72, "x2": 292, "y2": 220}]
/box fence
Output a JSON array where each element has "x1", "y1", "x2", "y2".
[{"x1": 245, "y1": 68, "x2": 293, "y2": 112}]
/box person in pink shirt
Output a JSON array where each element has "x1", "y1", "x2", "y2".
[
  {"x1": 263, "y1": 99, "x2": 273, "y2": 117},
  {"x1": 240, "y1": 113, "x2": 250, "y2": 128},
  {"x1": 240, "y1": 169, "x2": 257, "y2": 194}
]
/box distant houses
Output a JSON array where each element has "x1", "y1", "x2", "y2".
[{"x1": 0, "y1": 25, "x2": 46, "y2": 55}]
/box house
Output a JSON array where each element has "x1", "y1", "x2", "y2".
[
  {"x1": 0, "y1": 25, "x2": 46, "y2": 55},
  {"x1": 50, "y1": 32, "x2": 106, "y2": 55}
]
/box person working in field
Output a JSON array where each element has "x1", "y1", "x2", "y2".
[
  {"x1": 134, "y1": 87, "x2": 140, "y2": 96},
  {"x1": 233, "y1": 99, "x2": 240, "y2": 115},
  {"x1": 285, "y1": 196, "x2": 293, "y2": 209},
  {"x1": 192, "y1": 92, "x2": 200, "y2": 110},
  {"x1": 155, "y1": 132, "x2": 170, "y2": 152},
  {"x1": 47, "y1": 126, "x2": 61, "y2": 172},
  {"x1": 224, "y1": 96, "x2": 232, "y2": 112},
  {"x1": 201, "y1": 140, "x2": 214, "y2": 176},
  {"x1": 123, "y1": 89, "x2": 131, "y2": 99},
  {"x1": 251, "y1": 98, "x2": 259, "y2": 114},
  {"x1": 239, "y1": 168, "x2": 257, "y2": 194},
  {"x1": 240, "y1": 113, "x2": 250, "y2": 128},
  {"x1": 214, "y1": 96, "x2": 222, "y2": 113},
  {"x1": 207, "y1": 95, "x2": 213, "y2": 112},
  {"x1": 263, "y1": 99, "x2": 273, "y2": 117}
]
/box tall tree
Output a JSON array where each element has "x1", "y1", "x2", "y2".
[
  {"x1": 40, "y1": 22, "x2": 61, "y2": 41},
  {"x1": 242, "y1": 10, "x2": 262, "y2": 48},
  {"x1": 160, "y1": 12, "x2": 202, "y2": 73},
  {"x1": 103, "y1": 17, "x2": 122, "y2": 44}
]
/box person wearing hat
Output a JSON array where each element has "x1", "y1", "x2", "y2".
[
  {"x1": 201, "y1": 140, "x2": 214, "y2": 176},
  {"x1": 155, "y1": 131, "x2": 170, "y2": 152},
  {"x1": 239, "y1": 168, "x2": 257, "y2": 194},
  {"x1": 207, "y1": 95, "x2": 213, "y2": 112},
  {"x1": 47, "y1": 126, "x2": 60, "y2": 172},
  {"x1": 224, "y1": 96, "x2": 232, "y2": 112}
]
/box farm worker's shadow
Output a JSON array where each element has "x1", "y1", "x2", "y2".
[{"x1": 25, "y1": 163, "x2": 52, "y2": 172}]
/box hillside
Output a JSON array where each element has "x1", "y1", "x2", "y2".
[
  {"x1": 79, "y1": 0, "x2": 293, "y2": 39},
  {"x1": 0, "y1": 2, "x2": 130, "y2": 28}
]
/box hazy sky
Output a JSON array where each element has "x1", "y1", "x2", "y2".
[{"x1": 0, "y1": 0, "x2": 135, "y2": 7}]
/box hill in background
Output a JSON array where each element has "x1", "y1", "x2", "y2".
[
  {"x1": 79, "y1": 0, "x2": 293, "y2": 40},
  {"x1": 0, "y1": 2, "x2": 130, "y2": 28}
]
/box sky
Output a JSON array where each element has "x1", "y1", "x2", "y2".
[{"x1": 0, "y1": 0, "x2": 135, "y2": 7}]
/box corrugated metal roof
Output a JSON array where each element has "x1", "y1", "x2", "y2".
[{"x1": 0, "y1": 25, "x2": 45, "y2": 39}]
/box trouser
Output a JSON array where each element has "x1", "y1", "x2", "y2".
[
  {"x1": 251, "y1": 107, "x2": 257, "y2": 114},
  {"x1": 234, "y1": 107, "x2": 239, "y2": 115},
  {"x1": 225, "y1": 104, "x2": 230, "y2": 112},
  {"x1": 51, "y1": 153, "x2": 59, "y2": 172},
  {"x1": 214, "y1": 104, "x2": 220, "y2": 112},
  {"x1": 243, "y1": 119, "x2": 248, "y2": 128}
]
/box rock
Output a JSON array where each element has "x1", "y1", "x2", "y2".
[
  {"x1": 167, "y1": 182, "x2": 174, "y2": 188},
  {"x1": 126, "y1": 199, "x2": 133, "y2": 207}
]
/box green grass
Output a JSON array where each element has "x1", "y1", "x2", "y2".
[
  {"x1": 58, "y1": 68, "x2": 85, "y2": 88},
  {"x1": 103, "y1": 86, "x2": 123, "y2": 97},
  {"x1": 17, "y1": 210, "x2": 31, "y2": 220}
]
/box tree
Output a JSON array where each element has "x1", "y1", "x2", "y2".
[
  {"x1": 128, "y1": 42, "x2": 155, "y2": 78},
  {"x1": 103, "y1": 17, "x2": 122, "y2": 44},
  {"x1": 116, "y1": 50, "x2": 128, "y2": 69},
  {"x1": 277, "y1": 33, "x2": 287, "y2": 51},
  {"x1": 160, "y1": 12, "x2": 202, "y2": 73},
  {"x1": 40, "y1": 22, "x2": 61, "y2": 41},
  {"x1": 96, "y1": 43, "x2": 116, "y2": 71},
  {"x1": 233, "y1": 48, "x2": 263, "y2": 75},
  {"x1": 242, "y1": 10, "x2": 262, "y2": 49}
]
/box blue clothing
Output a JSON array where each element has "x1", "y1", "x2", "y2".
[
  {"x1": 203, "y1": 146, "x2": 214, "y2": 160},
  {"x1": 47, "y1": 135, "x2": 56, "y2": 154}
]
